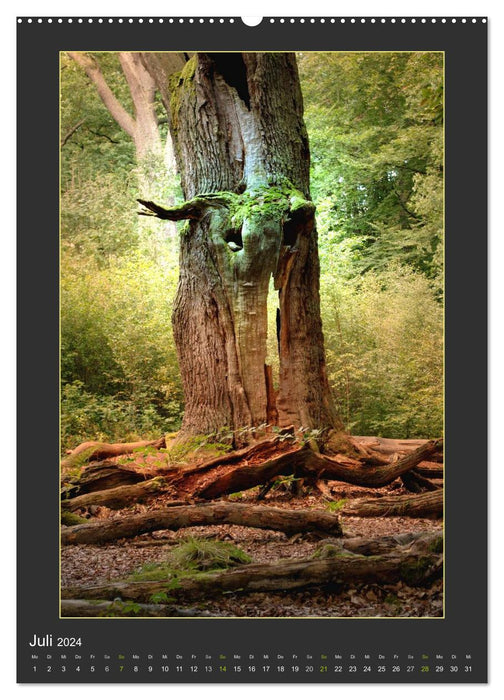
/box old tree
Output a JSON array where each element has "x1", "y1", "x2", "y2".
[
  {"x1": 62, "y1": 53, "x2": 443, "y2": 615},
  {"x1": 139, "y1": 52, "x2": 342, "y2": 442}
]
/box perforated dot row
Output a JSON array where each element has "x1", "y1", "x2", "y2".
[
  {"x1": 16, "y1": 17, "x2": 488, "y2": 25},
  {"x1": 17, "y1": 17, "x2": 236, "y2": 24},
  {"x1": 269, "y1": 17, "x2": 486, "y2": 24}
]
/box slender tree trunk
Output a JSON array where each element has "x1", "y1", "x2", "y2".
[
  {"x1": 152, "y1": 53, "x2": 341, "y2": 439},
  {"x1": 67, "y1": 51, "x2": 177, "y2": 200}
]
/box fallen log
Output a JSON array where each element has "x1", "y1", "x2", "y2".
[
  {"x1": 62, "y1": 476, "x2": 172, "y2": 511},
  {"x1": 195, "y1": 440, "x2": 442, "y2": 499},
  {"x1": 170, "y1": 435, "x2": 289, "y2": 482},
  {"x1": 62, "y1": 462, "x2": 146, "y2": 498},
  {"x1": 341, "y1": 489, "x2": 443, "y2": 519},
  {"x1": 194, "y1": 445, "x2": 318, "y2": 499},
  {"x1": 60, "y1": 599, "x2": 215, "y2": 617},
  {"x1": 61, "y1": 437, "x2": 288, "y2": 496},
  {"x1": 61, "y1": 437, "x2": 166, "y2": 469},
  {"x1": 62, "y1": 549, "x2": 442, "y2": 603},
  {"x1": 353, "y1": 436, "x2": 441, "y2": 456},
  {"x1": 61, "y1": 502, "x2": 343, "y2": 545},
  {"x1": 401, "y1": 469, "x2": 441, "y2": 493},
  {"x1": 316, "y1": 530, "x2": 443, "y2": 557},
  {"x1": 415, "y1": 461, "x2": 444, "y2": 479}
]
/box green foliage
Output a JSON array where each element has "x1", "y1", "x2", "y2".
[
  {"x1": 129, "y1": 538, "x2": 251, "y2": 583},
  {"x1": 61, "y1": 511, "x2": 88, "y2": 526},
  {"x1": 61, "y1": 51, "x2": 444, "y2": 445},
  {"x1": 162, "y1": 433, "x2": 233, "y2": 465},
  {"x1": 149, "y1": 591, "x2": 176, "y2": 605},
  {"x1": 129, "y1": 562, "x2": 182, "y2": 583},
  {"x1": 321, "y1": 263, "x2": 443, "y2": 438},
  {"x1": 311, "y1": 544, "x2": 350, "y2": 559},
  {"x1": 61, "y1": 381, "x2": 180, "y2": 453},
  {"x1": 298, "y1": 51, "x2": 443, "y2": 282},
  {"x1": 101, "y1": 600, "x2": 144, "y2": 617},
  {"x1": 169, "y1": 537, "x2": 251, "y2": 571},
  {"x1": 61, "y1": 171, "x2": 139, "y2": 263},
  {"x1": 60, "y1": 53, "x2": 135, "y2": 190},
  {"x1": 325, "y1": 499, "x2": 347, "y2": 513}
]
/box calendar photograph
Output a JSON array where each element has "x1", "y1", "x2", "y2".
[{"x1": 59, "y1": 49, "x2": 445, "y2": 619}]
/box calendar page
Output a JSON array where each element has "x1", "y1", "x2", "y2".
[{"x1": 17, "y1": 14, "x2": 487, "y2": 684}]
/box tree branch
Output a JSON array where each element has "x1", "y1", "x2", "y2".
[
  {"x1": 85, "y1": 127, "x2": 120, "y2": 144},
  {"x1": 137, "y1": 193, "x2": 235, "y2": 221},
  {"x1": 67, "y1": 52, "x2": 137, "y2": 139},
  {"x1": 393, "y1": 186, "x2": 422, "y2": 221},
  {"x1": 60, "y1": 119, "x2": 85, "y2": 148},
  {"x1": 118, "y1": 52, "x2": 157, "y2": 123}
]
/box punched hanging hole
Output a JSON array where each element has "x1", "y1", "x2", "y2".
[{"x1": 241, "y1": 16, "x2": 263, "y2": 26}]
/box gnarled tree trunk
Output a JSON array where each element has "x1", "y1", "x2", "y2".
[{"x1": 143, "y1": 53, "x2": 342, "y2": 441}]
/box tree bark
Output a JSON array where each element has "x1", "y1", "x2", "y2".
[
  {"x1": 61, "y1": 502, "x2": 343, "y2": 545},
  {"x1": 67, "y1": 52, "x2": 137, "y2": 139},
  {"x1": 61, "y1": 476, "x2": 172, "y2": 511},
  {"x1": 67, "y1": 51, "x2": 181, "y2": 199},
  {"x1": 61, "y1": 437, "x2": 165, "y2": 469},
  {"x1": 401, "y1": 469, "x2": 441, "y2": 493},
  {"x1": 147, "y1": 53, "x2": 341, "y2": 440},
  {"x1": 62, "y1": 549, "x2": 442, "y2": 603},
  {"x1": 352, "y1": 436, "x2": 444, "y2": 459},
  {"x1": 61, "y1": 463, "x2": 145, "y2": 499},
  {"x1": 315, "y1": 531, "x2": 443, "y2": 556},
  {"x1": 194, "y1": 439, "x2": 441, "y2": 499},
  {"x1": 61, "y1": 599, "x2": 214, "y2": 617},
  {"x1": 341, "y1": 489, "x2": 443, "y2": 519},
  {"x1": 415, "y1": 461, "x2": 444, "y2": 479}
]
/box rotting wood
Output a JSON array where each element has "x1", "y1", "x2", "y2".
[
  {"x1": 340, "y1": 489, "x2": 443, "y2": 519},
  {"x1": 170, "y1": 435, "x2": 288, "y2": 482},
  {"x1": 264, "y1": 364, "x2": 279, "y2": 426},
  {"x1": 415, "y1": 461, "x2": 444, "y2": 479},
  {"x1": 401, "y1": 469, "x2": 441, "y2": 493},
  {"x1": 353, "y1": 436, "x2": 444, "y2": 462},
  {"x1": 60, "y1": 599, "x2": 215, "y2": 617},
  {"x1": 62, "y1": 463, "x2": 146, "y2": 499},
  {"x1": 62, "y1": 437, "x2": 166, "y2": 469},
  {"x1": 195, "y1": 440, "x2": 441, "y2": 499},
  {"x1": 315, "y1": 530, "x2": 443, "y2": 557},
  {"x1": 194, "y1": 445, "x2": 315, "y2": 498},
  {"x1": 62, "y1": 549, "x2": 442, "y2": 603},
  {"x1": 61, "y1": 502, "x2": 343, "y2": 545},
  {"x1": 61, "y1": 478, "x2": 176, "y2": 511}
]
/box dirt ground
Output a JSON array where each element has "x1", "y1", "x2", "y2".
[{"x1": 61, "y1": 480, "x2": 443, "y2": 618}]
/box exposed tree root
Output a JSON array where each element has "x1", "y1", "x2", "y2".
[
  {"x1": 62, "y1": 437, "x2": 166, "y2": 469},
  {"x1": 61, "y1": 502, "x2": 343, "y2": 545},
  {"x1": 194, "y1": 439, "x2": 442, "y2": 499},
  {"x1": 340, "y1": 489, "x2": 443, "y2": 519},
  {"x1": 60, "y1": 436, "x2": 443, "y2": 507}
]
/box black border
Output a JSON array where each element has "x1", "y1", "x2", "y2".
[{"x1": 17, "y1": 17, "x2": 488, "y2": 683}]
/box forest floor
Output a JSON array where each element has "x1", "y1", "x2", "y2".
[{"x1": 61, "y1": 474, "x2": 443, "y2": 618}]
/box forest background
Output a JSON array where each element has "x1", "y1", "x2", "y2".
[{"x1": 60, "y1": 51, "x2": 444, "y2": 453}]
